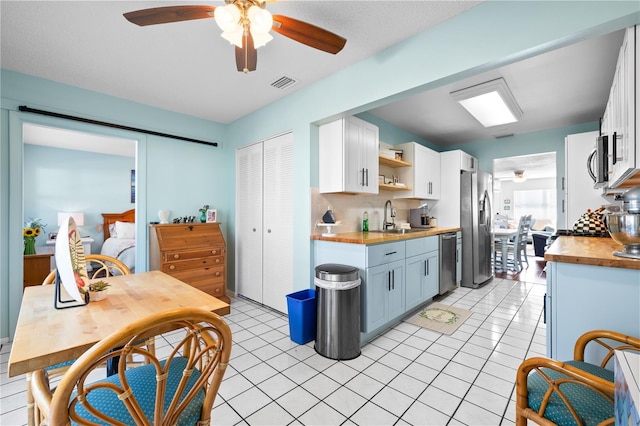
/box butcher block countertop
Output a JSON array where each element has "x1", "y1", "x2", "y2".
[
  {"x1": 311, "y1": 227, "x2": 461, "y2": 245},
  {"x1": 545, "y1": 236, "x2": 640, "y2": 270}
]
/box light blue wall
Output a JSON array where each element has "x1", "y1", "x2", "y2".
[
  {"x1": 24, "y1": 144, "x2": 135, "y2": 252},
  {"x1": 2, "y1": 1, "x2": 638, "y2": 340},
  {"x1": 1, "y1": 72, "x2": 228, "y2": 339}
]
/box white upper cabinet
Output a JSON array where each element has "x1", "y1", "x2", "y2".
[
  {"x1": 607, "y1": 26, "x2": 638, "y2": 187},
  {"x1": 565, "y1": 131, "x2": 606, "y2": 226},
  {"x1": 319, "y1": 116, "x2": 379, "y2": 194},
  {"x1": 393, "y1": 142, "x2": 440, "y2": 200}
]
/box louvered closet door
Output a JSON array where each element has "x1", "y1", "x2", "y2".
[
  {"x1": 236, "y1": 142, "x2": 264, "y2": 304},
  {"x1": 262, "y1": 132, "x2": 294, "y2": 313}
]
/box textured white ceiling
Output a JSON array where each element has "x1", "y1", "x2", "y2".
[{"x1": 1, "y1": 1, "x2": 480, "y2": 124}]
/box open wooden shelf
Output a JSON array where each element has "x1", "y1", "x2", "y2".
[
  {"x1": 379, "y1": 183, "x2": 412, "y2": 191},
  {"x1": 379, "y1": 155, "x2": 412, "y2": 168}
]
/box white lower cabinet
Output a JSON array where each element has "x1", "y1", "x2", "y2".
[
  {"x1": 405, "y1": 236, "x2": 439, "y2": 312},
  {"x1": 546, "y1": 261, "x2": 640, "y2": 363},
  {"x1": 366, "y1": 260, "x2": 405, "y2": 332},
  {"x1": 314, "y1": 237, "x2": 446, "y2": 343},
  {"x1": 456, "y1": 232, "x2": 462, "y2": 284}
]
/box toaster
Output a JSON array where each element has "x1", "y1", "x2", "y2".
[{"x1": 410, "y1": 208, "x2": 431, "y2": 228}]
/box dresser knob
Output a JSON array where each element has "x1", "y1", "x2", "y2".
[
  {"x1": 211, "y1": 250, "x2": 217, "y2": 255},
  {"x1": 173, "y1": 254, "x2": 180, "y2": 259},
  {"x1": 215, "y1": 259, "x2": 221, "y2": 264},
  {"x1": 215, "y1": 272, "x2": 221, "y2": 277},
  {"x1": 169, "y1": 265, "x2": 175, "y2": 270}
]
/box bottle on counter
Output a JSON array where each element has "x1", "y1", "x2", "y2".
[{"x1": 363, "y1": 211, "x2": 369, "y2": 231}]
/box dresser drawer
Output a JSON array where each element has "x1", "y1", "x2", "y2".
[
  {"x1": 155, "y1": 224, "x2": 224, "y2": 251},
  {"x1": 196, "y1": 282, "x2": 226, "y2": 298},
  {"x1": 161, "y1": 256, "x2": 224, "y2": 273},
  {"x1": 171, "y1": 265, "x2": 225, "y2": 286},
  {"x1": 163, "y1": 247, "x2": 224, "y2": 262}
]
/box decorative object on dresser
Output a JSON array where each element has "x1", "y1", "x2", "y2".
[
  {"x1": 149, "y1": 223, "x2": 229, "y2": 302},
  {"x1": 157, "y1": 209, "x2": 171, "y2": 224},
  {"x1": 23, "y1": 217, "x2": 46, "y2": 255}
]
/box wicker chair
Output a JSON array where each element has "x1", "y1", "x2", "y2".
[
  {"x1": 516, "y1": 330, "x2": 640, "y2": 425},
  {"x1": 42, "y1": 253, "x2": 132, "y2": 284},
  {"x1": 31, "y1": 308, "x2": 232, "y2": 425}
]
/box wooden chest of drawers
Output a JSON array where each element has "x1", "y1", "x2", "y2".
[{"x1": 149, "y1": 223, "x2": 229, "y2": 302}]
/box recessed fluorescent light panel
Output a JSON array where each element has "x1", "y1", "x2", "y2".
[{"x1": 451, "y1": 78, "x2": 523, "y2": 127}]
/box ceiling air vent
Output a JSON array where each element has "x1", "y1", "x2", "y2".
[
  {"x1": 270, "y1": 75, "x2": 298, "y2": 90},
  {"x1": 494, "y1": 133, "x2": 514, "y2": 139}
]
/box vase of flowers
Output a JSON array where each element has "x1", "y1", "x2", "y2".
[
  {"x1": 23, "y1": 218, "x2": 46, "y2": 255},
  {"x1": 199, "y1": 205, "x2": 209, "y2": 223}
]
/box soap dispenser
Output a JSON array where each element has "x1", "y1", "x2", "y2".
[{"x1": 363, "y1": 211, "x2": 369, "y2": 231}]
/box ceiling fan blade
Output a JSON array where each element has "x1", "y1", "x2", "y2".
[
  {"x1": 123, "y1": 5, "x2": 215, "y2": 27},
  {"x1": 271, "y1": 15, "x2": 346, "y2": 54},
  {"x1": 236, "y1": 32, "x2": 257, "y2": 73}
]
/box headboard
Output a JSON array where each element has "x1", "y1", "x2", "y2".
[{"x1": 101, "y1": 209, "x2": 135, "y2": 240}]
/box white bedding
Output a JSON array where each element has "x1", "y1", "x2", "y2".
[{"x1": 101, "y1": 237, "x2": 136, "y2": 271}]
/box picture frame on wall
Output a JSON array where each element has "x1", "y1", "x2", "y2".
[
  {"x1": 130, "y1": 170, "x2": 136, "y2": 203},
  {"x1": 206, "y1": 209, "x2": 217, "y2": 223}
]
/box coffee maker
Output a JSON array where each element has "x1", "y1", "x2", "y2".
[{"x1": 410, "y1": 207, "x2": 431, "y2": 228}]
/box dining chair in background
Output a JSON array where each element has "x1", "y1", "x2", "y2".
[
  {"x1": 494, "y1": 215, "x2": 530, "y2": 272},
  {"x1": 31, "y1": 308, "x2": 232, "y2": 425}
]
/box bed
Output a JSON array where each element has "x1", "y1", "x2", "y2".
[{"x1": 101, "y1": 209, "x2": 136, "y2": 272}]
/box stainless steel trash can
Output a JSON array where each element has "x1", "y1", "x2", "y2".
[{"x1": 314, "y1": 263, "x2": 361, "y2": 360}]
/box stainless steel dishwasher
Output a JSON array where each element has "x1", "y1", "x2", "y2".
[{"x1": 439, "y1": 232, "x2": 457, "y2": 295}]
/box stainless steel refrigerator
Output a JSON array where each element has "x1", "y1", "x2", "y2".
[{"x1": 460, "y1": 170, "x2": 494, "y2": 288}]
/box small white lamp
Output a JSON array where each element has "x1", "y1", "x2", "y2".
[{"x1": 58, "y1": 212, "x2": 85, "y2": 226}]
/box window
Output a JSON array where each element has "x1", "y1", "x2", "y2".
[{"x1": 513, "y1": 189, "x2": 556, "y2": 228}]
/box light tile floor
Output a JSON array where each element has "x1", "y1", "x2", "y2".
[{"x1": 0, "y1": 278, "x2": 546, "y2": 425}]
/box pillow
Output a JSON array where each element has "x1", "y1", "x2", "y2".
[
  {"x1": 108, "y1": 223, "x2": 117, "y2": 238},
  {"x1": 114, "y1": 221, "x2": 136, "y2": 239}
]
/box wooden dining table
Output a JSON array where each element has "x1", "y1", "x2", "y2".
[{"x1": 8, "y1": 270, "x2": 230, "y2": 425}]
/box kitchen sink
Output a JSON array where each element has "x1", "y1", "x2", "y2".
[{"x1": 370, "y1": 228, "x2": 429, "y2": 234}]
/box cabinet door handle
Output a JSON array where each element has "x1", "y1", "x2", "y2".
[
  {"x1": 561, "y1": 177, "x2": 565, "y2": 191},
  {"x1": 392, "y1": 270, "x2": 395, "y2": 289},
  {"x1": 388, "y1": 271, "x2": 391, "y2": 291},
  {"x1": 424, "y1": 260, "x2": 427, "y2": 276},
  {"x1": 366, "y1": 168, "x2": 369, "y2": 186},
  {"x1": 562, "y1": 200, "x2": 565, "y2": 213},
  {"x1": 427, "y1": 259, "x2": 430, "y2": 275},
  {"x1": 385, "y1": 251, "x2": 397, "y2": 256},
  {"x1": 361, "y1": 168, "x2": 366, "y2": 186},
  {"x1": 612, "y1": 131, "x2": 618, "y2": 165},
  {"x1": 253, "y1": 228, "x2": 256, "y2": 232}
]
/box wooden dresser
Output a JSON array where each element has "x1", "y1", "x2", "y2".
[
  {"x1": 23, "y1": 253, "x2": 53, "y2": 290},
  {"x1": 149, "y1": 223, "x2": 229, "y2": 303}
]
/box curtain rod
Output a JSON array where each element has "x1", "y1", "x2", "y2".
[{"x1": 18, "y1": 105, "x2": 218, "y2": 147}]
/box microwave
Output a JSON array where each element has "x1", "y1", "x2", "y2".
[{"x1": 587, "y1": 134, "x2": 608, "y2": 187}]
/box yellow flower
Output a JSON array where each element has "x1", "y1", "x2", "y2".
[
  {"x1": 34, "y1": 227, "x2": 41, "y2": 236},
  {"x1": 23, "y1": 228, "x2": 35, "y2": 237}
]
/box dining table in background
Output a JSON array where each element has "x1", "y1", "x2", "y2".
[
  {"x1": 8, "y1": 270, "x2": 230, "y2": 426},
  {"x1": 493, "y1": 228, "x2": 517, "y2": 271}
]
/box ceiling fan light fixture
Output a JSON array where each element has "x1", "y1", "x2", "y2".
[
  {"x1": 221, "y1": 25, "x2": 244, "y2": 48},
  {"x1": 450, "y1": 78, "x2": 523, "y2": 128},
  {"x1": 214, "y1": 4, "x2": 241, "y2": 32},
  {"x1": 513, "y1": 170, "x2": 526, "y2": 183},
  {"x1": 250, "y1": 29, "x2": 273, "y2": 48},
  {"x1": 247, "y1": 5, "x2": 273, "y2": 34}
]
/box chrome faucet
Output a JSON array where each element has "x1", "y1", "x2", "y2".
[{"x1": 383, "y1": 200, "x2": 396, "y2": 230}]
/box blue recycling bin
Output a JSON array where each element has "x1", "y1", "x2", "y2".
[{"x1": 286, "y1": 289, "x2": 316, "y2": 344}]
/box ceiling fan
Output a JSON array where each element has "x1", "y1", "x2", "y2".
[{"x1": 123, "y1": 1, "x2": 347, "y2": 73}]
